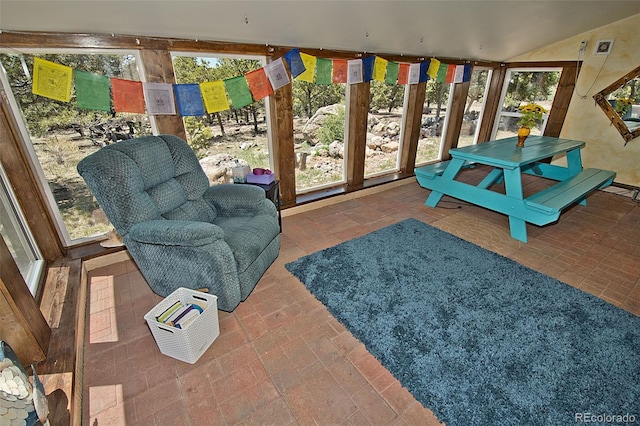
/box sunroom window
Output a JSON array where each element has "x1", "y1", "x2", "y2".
[
  {"x1": 492, "y1": 67, "x2": 560, "y2": 140},
  {"x1": 0, "y1": 50, "x2": 152, "y2": 244},
  {"x1": 457, "y1": 67, "x2": 491, "y2": 148},
  {"x1": 171, "y1": 54, "x2": 273, "y2": 185},
  {"x1": 364, "y1": 80, "x2": 406, "y2": 177},
  {"x1": 415, "y1": 79, "x2": 451, "y2": 165},
  {"x1": 0, "y1": 162, "x2": 44, "y2": 295},
  {"x1": 292, "y1": 79, "x2": 347, "y2": 193}
]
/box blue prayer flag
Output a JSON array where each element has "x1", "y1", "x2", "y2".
[
  {"x1": 463, "y1": 64, "x2": 472, "y2": 82},
  {"x1": 284, "y1": 49, "x2": 306, "y2": 79},
  {"x1": 173, "y1": 84, "x2": 205, "y2": 116},
  {"x1": 420, "y1": 60, "x2": 430, "y2": 82},
  {"x1": 362, "y1": 56, "x2": 375, "y2": 82}
]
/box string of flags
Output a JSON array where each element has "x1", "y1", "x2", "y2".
[{"x1": 31, "y1": 48, "x2": 472, "y2": 115}]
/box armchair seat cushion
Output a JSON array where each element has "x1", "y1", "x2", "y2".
[{"x1": 214, "y1": 215, "x2": 280, "y2": 273}]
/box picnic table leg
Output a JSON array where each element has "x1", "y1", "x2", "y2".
[
  {"x1": 508, "y1": 218, "x2": 528, "y2": 243},
  {"x1": 425, "y1": 158, "x2": 466, "y2": 207},
  {"x1": 566, "y1": 148, "x2": 588, "y2": 205},
  {"x1": 502, "y1": 168, "x2": 528, "y2": 242}
]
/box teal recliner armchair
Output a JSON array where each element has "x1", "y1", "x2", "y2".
[{"x1": 77, "y1": 134, "x2": 280, "y2": 311}]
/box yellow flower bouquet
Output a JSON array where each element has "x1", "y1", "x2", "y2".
[
  {"x1": 614, "y1": 97, "x2": 633, "y2": 115},
  {"x1": 517, "y1": 103, "x2": 548, "y2": 129}
]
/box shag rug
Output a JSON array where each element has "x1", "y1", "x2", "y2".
[{"x1": 285, "y1": 219, "x2": 640, "y2": 425}]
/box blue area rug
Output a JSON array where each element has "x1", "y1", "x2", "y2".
[{"x1": 285, "y1": 218, "x2": 640, "y2": 425}]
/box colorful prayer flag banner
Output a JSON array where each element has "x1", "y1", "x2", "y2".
[
  {"x1": 245, "y1": 68, "x2": 273, "y2": 100},
  {"x1": 397, "y1": 63, "x2": 409, "y2": 85},
  {"x1": 347, "y1": 59, "x2": 363, "y2": 84},
  {"x1": 265, "y1": 58, "x2": 290, "y2": 91},
  {"x1": 332, "y1": 59, "x2": 348, "y2": 83},
  {"x1": 200, "y1": 80, "x2": 230, "y2": 113},
  {"x1": 436, "y1": 62, "x2": 449, "y2": 83},
  {"x1": 74, "y1": 70, "x2": 110, "y2": 111},
  {"x1": 32, "y1": 57, "x2": 73, "y2": 102},
  {"x1": 224, "y1": 76, "x2": 253, "y2": 109},
  {"x1": 362, "y1": 56, "x2": 375, "y2": 82},
  {"x1": 173, "y1": 84, "x2": 205, "y2": 116},
  {"x1": 373, "y1": 56, "x2": 388, "y2": 82},
  {"x1": 143, "y1": 82, "x2": 176, "y2": 115},
  {"x1": 297, "y1": 52, "x2": 316, "y2": 83},
  {"x1": 385, "y1": 61, "x2": 399, "y2": 85},
  {"x1": 111, "y1": 78, "x2": 145, "y2": 113},
  {"x1": 284, "y1": 49, "x2": 305, "y2": 79},
  {"x1": 427, "y1": 58, "x2": 441, "y2": 80},
  {"x1": 315, "y1": 58, "x2": 333, "y2": 86}
]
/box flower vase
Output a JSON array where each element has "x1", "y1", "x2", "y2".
[{"x1": 517, "y1": 126, "x2": 530, "y2": 147}]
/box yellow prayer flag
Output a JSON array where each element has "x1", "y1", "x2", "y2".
[
  {"x1": 297, "y1": 53, "x2": 316, "y2": 83},
  {"x1": 427, "y1": 58, "x2": 441, "y2": 80},
  {"x1": 199, "y1": 81, "x2": 230, "y2": 113},
  {"x1": 32, "y1": 57, "x2": 73, "y2": 102},
  {"x1": 373, "y1": 57, "x2": 388, "y2": 82}
]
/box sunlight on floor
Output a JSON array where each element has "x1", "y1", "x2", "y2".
[
  {"x1": 89, "y1": 275, "x2": 119, "y2": 343},
  {"x1": 89, "y1": 384, "x2": 125, "y2": 424}
]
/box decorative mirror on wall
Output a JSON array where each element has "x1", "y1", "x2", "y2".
[{"x1": 593, "y1": 64, "x2": 640, "y2": 145}]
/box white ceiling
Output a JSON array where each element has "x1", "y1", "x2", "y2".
[{"x1": 2, "y1": 1, "x2": 640, "y2": 62}]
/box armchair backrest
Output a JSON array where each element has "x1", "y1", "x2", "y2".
[{"x1": 78, "y1": 134, "x2": 216, "y2": 236}]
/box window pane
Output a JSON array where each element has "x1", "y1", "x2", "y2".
[
  {"x1": 493, "y1": 69, "x2": 560, "y2": 140},
  {"x1": 0, "y1": 163, "x2": 44, "y2": 295},
  {"x1": 0, "y1": 51, "x2": 152, "y2": 242},
  {"x1": 292, "y1": 80, "x2": 346, "y2": 192},
  {"x1": 364, "y1": 80, "x2": 405, "y2": 177},
  {"x1": 457, "y1": 68, "x2": 491, "y2": 148},
  {"x1": 172, "y1": 55, "x2": 271, "y2": 185},
  {"x1": 416, "y1": 80, "x2": 450, "y2": 165}
]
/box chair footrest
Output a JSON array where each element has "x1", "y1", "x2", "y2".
[{"x1": 525, "y1": 168, "x2": 616, "y2": 214}]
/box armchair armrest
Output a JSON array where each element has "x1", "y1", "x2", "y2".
[
  {"x1": 204, "y1": 184, "x2": 276, "y2": 217},
  {"x1": 127, "y1": 220, "x2": 224, "y2": 246}
]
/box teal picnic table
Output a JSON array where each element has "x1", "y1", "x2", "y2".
[{"x1": 415, "y1": 136, "x2": 616, "y2": 243}]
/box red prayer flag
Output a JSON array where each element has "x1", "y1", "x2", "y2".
[
  {"x1": 397, "y1": 63, "x2": 410, "y2": 85},
  {"x1": 332, "y1": 59, "x2": 348, "y2": 83},
  {"x1": 446, "y1": 64, "x2": 457, "y2": 83},
  {"x1": 245, "y1": 68, "x2": 273, "y2": 101},
  {"x1": 111, "y1": 78, "x2": 145, "y2": 113}
]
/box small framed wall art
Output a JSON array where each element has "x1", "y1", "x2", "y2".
[{"x1": 595, "y1": 39, "x2": 614, "y2": 55}]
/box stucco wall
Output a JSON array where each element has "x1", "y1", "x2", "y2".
[{"x1": 509, "y1": 13, "x2": 640, "y2": 187}]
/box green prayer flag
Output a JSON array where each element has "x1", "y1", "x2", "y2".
[
  {"x1": 224, "y1": 76, "x2": 253, "y2": 109},
  {"x1": 436, "y1": 62, "x2": 449, "y2": 83},
  {"x1": 74, "y1": 70, "x2": 111, "y2": 111},
  {"x1": 315, "y1": 58, "x2": 333, "y2": 86},
  {"x1": 385, "y1": 61, "x2": 399, "y2": 85}
]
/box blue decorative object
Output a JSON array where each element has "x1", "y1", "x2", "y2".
[
  {"x1": 78, "y1": 135, "x2": 280, "y2": 311},
  {"x1": 285, "y1": 219, "x2": 640, "y2": 425}
]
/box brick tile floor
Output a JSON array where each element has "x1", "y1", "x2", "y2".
[{"x1": 83, "y1": 169, "x2": 640, "y2": 425}]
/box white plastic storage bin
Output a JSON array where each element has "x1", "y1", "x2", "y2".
[{"x1": 144, "y1": 287, "x2": 220, "y2": 364}]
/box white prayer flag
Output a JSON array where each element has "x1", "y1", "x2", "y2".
[
  {"x1": 408, "y1": 63, "x2": 422, "y2": 84},
  {"x1": 454, "y1": 65, "x2": 465, "y2": 83},
  {"x1": 265, "y1": 58, "x2": 290, "y2": 91},
  {"x1": 347, "y1": 59, "x2": 363, "y2": 85},
  {"x1": 143, "y1": 82, "x2": 176, "y2": 115}
]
